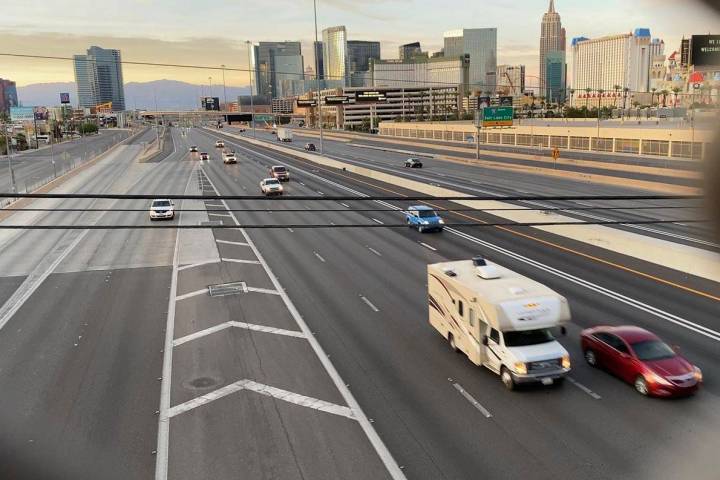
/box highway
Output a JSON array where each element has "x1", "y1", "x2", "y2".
[{"x1": 0, "y1": 126, "x2": 718, "y2": 479}]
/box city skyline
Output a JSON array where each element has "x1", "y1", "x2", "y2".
[{"x1": 1, "y1": 0, "x2": 717, "y2": 87}]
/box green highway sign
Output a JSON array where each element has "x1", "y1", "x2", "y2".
[{"x1": 482, "y1": 106, "x2": 514, "y2": 127}]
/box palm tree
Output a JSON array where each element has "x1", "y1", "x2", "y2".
[
  {"x1": 597, "y1": 89, "x2": 605, "y2": 118},
  {"x1": 622, "y1": 87, "x2": 630, "y2": 110},
  {"x1": 650, "y1": 87, "x2": 657, "y2": 106},
  {"x1": 584, "y1": 87, "x2": 592, "y2": 114},
  {"x1": 660, "y1": 89, "x2": 670, "y2": 107},
  {"x1": 613, "y1": 84, "x2": 621, "y2": 109}
]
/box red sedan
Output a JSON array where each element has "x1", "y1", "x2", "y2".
[{"x1": 581, "y1": 326, "x2": 702, "y2": 397}]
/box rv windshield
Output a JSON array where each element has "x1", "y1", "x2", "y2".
[{"x1": 503, "y1": 329, "x2": 555, "y2": 347}]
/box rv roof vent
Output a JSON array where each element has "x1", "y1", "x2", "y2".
[
  {"x1": 509, "y1": 286, "x2": 527, "y2": 295},
  {"x1": 476, "y1": 264, "x2": 500, "y2": 280},
  {"x1": 443, "y1": 268, "x2": 457, "y2": 277}
]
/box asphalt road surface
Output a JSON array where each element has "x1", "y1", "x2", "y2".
[{"x1": 0, "y1": 126, "x2": 718, "y2": 480}]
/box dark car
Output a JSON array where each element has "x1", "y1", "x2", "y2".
[
  {"x1": 305, "y1": 143, "x2": 316, "y2": 151},
  {"x1": 200, "y1": 152, "x2": 209, "y2": 160},
  {"x1": 270, "y1": 165, "x2": 289, "y2": 182},
  {"x1": 189, "y1": 145, "x2": 198, "y2": 152},
  {"x1": 581, "y1": 326, "x2": 702, "y2": 397},
  {"x1": 405, "y1": 158, "x2": 423, "y2": 168}
]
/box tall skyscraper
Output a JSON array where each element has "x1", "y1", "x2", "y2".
[
  {"x1": 347, "y1": 41, "x2": 381, "y2": 74},
  {"x1": 399, "y1": 42, "x2": 423, "y2": 60},
  {"x1": 323, "y1": 26, "x2": 349, "y2": 86},
  {"x1": 571, "y1": 29, "x2": 652, "y2": 96},
  {"x1": 313, "y1": 41, "x2": 324, "y2": 79},
  {"x1": 443, "y1": 28, "x2": 497, "y2": 91},
  {"x1": 544, "y1": 51, "x2": 567, "y2": 103},
  {"x1": 539, "y1": 0, "x2": 566, "y2": 97},
  {"x1": 73, "y1": 46, "x2": 125, "y2": 111},
  {"x1": 253, "y1": 42, "x2": 304, "y2": 98},
  {"x1": 0, "y1": 78, "x2": 18, "y2": 114}
]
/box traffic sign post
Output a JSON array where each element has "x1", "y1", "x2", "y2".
[{"x1": 481, "y1": 107, "x2": 514, "y2": 127}]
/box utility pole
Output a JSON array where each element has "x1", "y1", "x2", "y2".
[
  {"x1": 313, "y1": 0, "x2": 324, "y2": 154},
  {"x1": 246, "y1": 41, "x2": 256, "y2": 138},
  {"x1": 221, "y1": 65, "x2": 228, "y2": 111}
]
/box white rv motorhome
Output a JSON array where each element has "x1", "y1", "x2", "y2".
[{"x1": 428, "y1": 257, "x2": 572, "y2": 390}]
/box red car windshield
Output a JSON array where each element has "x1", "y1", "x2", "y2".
[{"x1": 631, "y1": 340, "x2": 676, "y2": 361}]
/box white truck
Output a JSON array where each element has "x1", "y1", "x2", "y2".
[
  {"x1": 428, "y1": 256, "x2": 571, "y2": 390},
  {"x1": 277, "y1": 127, "x2": 293, "y2": 142}
]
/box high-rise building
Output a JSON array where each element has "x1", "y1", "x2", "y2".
[
  {"x1": 544, "y1": 51, "x2": 567, "y2": 103},
  {"x1": 443, "y1": 28, "x2": 497, "y2": 91},
  {"x1": 371, "y1": 55, "x2": 470, "y2": 99},
  {"x1": 0, "y1": 78, "x2": 18, "y2": 114},
  {"x1": 571, "y1": 29, "x2": 652, "y2": 97},
  {"x1": 253, "y1": 42, "x2": 304, "y2": 98},
  {"x1": 323, "y1": 26, "x2": 349, "y2": 86},
  {"x1": 313, "y1": 41, "x2": 324, "y2": 79},
  {"x1": 681, "y1": 38, "x2": 691, "y2": 67},
  {"x1": 399, "y1": 42, "x2": 423, "y2": 60},
  {"x1": 347, "y1": 41, "x2": 381, "y2": 74},
  {"x1": 539, "y1": 0, "x2": 566, "y2": 97},
  {"x1": 73, "y1": 46, "x2": 126, "y2": 111},
  {"x1": 496, "y1": 65, "x2": 525, "y2": 96},
  {"x1": 650, "y1": 38, "x2": 665, "y2": 58}
]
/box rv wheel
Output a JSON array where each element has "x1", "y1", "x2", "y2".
[
  {"x1": 448, "y1": 333, "x2": 458, "y2": 353},
  {"x1": 501, "y1": 367, "x2": 515, "y2": 391}
]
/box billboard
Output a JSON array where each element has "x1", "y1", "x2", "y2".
[
  {"x1": 690, "y1": 35, "x2": 720, "y2": 67},
  {"x1": 33, "y1": 106, "x2": 49, "y2": 120},
  {"x1": 201, "y1": 96, "x2": 220, "y2": 111},
  {"x1": 60, "y1": 92, "x2": 70, "y2": 104},
  {"x1": 296, "y1": 99, "x2": 317, "y2": 107},
  {"x1": 482, "y1": 107, "x2": 514, "y2": 127},
  {"x1": 498, "y1": 96, "x2": 514, "y2": 107},
  {"x1": 355, "y1": 91, "x2": 386, "y2": 102},
  {"x1": 10, "y1": 106, "x2": 35, "y2": 122},
  {"x1": 324, "y1": 95, "x2": 350, "y2": 105},
  {"x1": 477, "y1": 96, "x2": 491, "y2": 109}
]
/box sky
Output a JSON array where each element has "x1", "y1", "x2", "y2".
[{"x1": 1, "y1": 0, "x2": 718, "y2": 88}]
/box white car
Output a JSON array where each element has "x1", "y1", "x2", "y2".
[
  {"x1": 223, "y1": 151, "x2": 237, "y2": 164},
  {"x1": 260, "y1": 178, "x2": 284, "y2": 196},
  {"x1": 149, "y1": 199, "x2": 175, "y2": 220},
  {"x1": 215, "y1": 140, "x2": 224, "y2": 148}
]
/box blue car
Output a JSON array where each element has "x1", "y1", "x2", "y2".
[{"x1": 406, "y1": 205, "x2": 444, "y2": 233}]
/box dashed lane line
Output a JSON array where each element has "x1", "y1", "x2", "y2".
[
  {"x1": 453, "y1": 383, "x2": 492, "y2": 418},
  {"x1": 367, "y1": 247, "x2": 382, "y2": 257},
  {"x1": 420, "y1": 242, "x2": 437, "y2": 251},
  {"x1": 314, "y1": 252, "x2": 327, "y2": 263},
  {"x1": 178, "y1": 260, "x2": 220, "y2": 272},
  {"x1": 360, "y1": 295, "x2": 380, "y2": 312},
  {"x1": 567, "y1": 377, "x2": 602, "y2": 400},
  {"x1": 172, "y1": 321, "x2": 305, "y2": 347},
  {"x1": 221, "y1": 257, "x2": 262, "y2": 265},
  {"x1": 216, "y1": 239, "x2": 250, "y2": 246},
  {"x1": 371, "y1": 218, "x2": 384, "y2": 225}
]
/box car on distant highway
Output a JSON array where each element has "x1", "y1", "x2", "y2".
[
  {"x1": 238, "y1": 128, "x2": 246, "y2": 132},
  {"x1": 271, "y1": 130, "x2": 277, "y2": 135},
  {"x1": 215, "y1": 140, "x2": 224, "y2": 148},
  {"x1": 581, "y1": 326, "x2": 702, "y2": 397},
  {"x1": 260, "y1": 178, "x2": 284, "y2": 196},
  {"x1": 149, "y1": 199, "x2": 175, "y2": 220},
  {"x1": 270, "y1": 165, "x2": 290, "y2": 182},
  {"x1": 304, "y1": 143, "x2": 316, "y2": 151},
  {"x1": 406, "y1": 205, "x2": 444, "y2": 232},
  {"x1": 405, "y1": 158, "x2": 423, "y2": 168},
  {"x1": 223, "y1": 151, "x2": 237, "y2": 164},
  {"x1": 200, "y1": 152, "x2": 209, "y2": 160},
  {"x1": 189, "y1": 145, "x2": 198, "y2": 152}
]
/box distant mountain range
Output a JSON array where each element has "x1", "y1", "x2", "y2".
[{"x1": 16, "y1": 80, "x2": 251, "y2": 110}]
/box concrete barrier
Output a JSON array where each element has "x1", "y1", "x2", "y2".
[{"x1": 217, "y1": 129, "x2": 720, "y2": 284}]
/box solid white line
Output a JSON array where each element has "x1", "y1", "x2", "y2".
[
  {"x1": 567, "y1": 377, "x2": 602, "y2": 400},
  {"x1": 314, "y1": 252, "x2": 326, "y2": 263},
  {"x1": 221, "y1": 257, "x2": 261, "y2": 265},
  {"x1": 371, "y1": 218, "x2": 384, "y2": 224},
  {"x1": 245, "y1": 286, "x2": 282, "y2": 295},
  {"x1": 167, "y1": 379, "x2": 355, "y2": 420},
  {"x1": 360, "y1": 296, "x2": 380, "y2": 312},
  {"x1": 205, "y1": 203, "x2": 225, "y2": 207},
  {"x1": 367, "y1": 247, "x2": 382, "y2": 257},
  {"x1": 172, "y1": 321, "x2": 305, "y2": 347},
  {"x1": 155, "y1": 166, "x2": 195, "y2": 480},
  {"x1": 199, "y1": 162, "x2": 407, "y2": 479},
  {"x1": 175, "y1": 289, "x2": 206, "y2": 301},
  {"x1": 340, "y1": 202, "x2": 351, "y2": 208},
  {"x1": 420, "y1": 242, "x2": 437, "y2": 251},
  {"x1": 216, "y1": 239, "x2": 250, "y2": 246},
  {"x1": 208, "y1": 213, "x2": 231, "y2": 217},
  {"x1": 229, "y1": 141, "x2": 720, "y2": 343},
  {"x1": 453, "y1": 383, "x2": 492, "y2": 418},
  {"x1": 177, "y1": 259, "x2": 219, "y2": 271}
]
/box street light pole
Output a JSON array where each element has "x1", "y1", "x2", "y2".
[
  {"x1": 221, "y1": 65, "x2": 228, "y2": 110},
  {"x1": 4, "y1": 122, "x2": 17, "y2": 194},
  {"x1": 246, "y1": 41, "x2": 256, "y2": 138},
  {"x1": 313, "y1": 0, "x2": 324, "y2": 155}
]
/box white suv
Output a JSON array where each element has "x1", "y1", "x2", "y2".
[
  {"x1": 260, "y1": 178, "x2": 284, "y2": 196},
  {"x1": 149, "y1": 199, "x2": 175, "y2": 220}
]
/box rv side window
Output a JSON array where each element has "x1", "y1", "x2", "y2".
[
  {"x1": 457, "y1": 300, "x2": 464, "y2": 317},
  {"x1": 489, "y1": 328, "x2": 500, "y2": 344},
  {"x1": 468, "y1": 308, "x2": 475, "y2": 327}
]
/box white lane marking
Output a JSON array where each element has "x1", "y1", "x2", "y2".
[
  {"x1": 314, "y1": 252, "x2": 326, "y2": 263},
  {"x1": 177, "y1": 259, "x2": 220, "y2": 271},
  {"x1": 208, "y1": 213, "x2": 232, "y2": 218},
  {"x1": 420, "y1": 242, "x2": 437, "y2": 251},
  {"x1": 566, "y1": 377, "x2": 602, "y2": 400},
  {"x1": 205, "y1": 203, "x2": 225, "y2": 208},
  {"x1": 246, "y1": 286, "x2": 281, "y2": 295},
  {"x1": 172, "y1": 321, "x2": 305, "y2": 347},
  {"x1": 232, "y1": 143, "x2": 720, "y2": 343},
  {"x1": 167, "y1": 379, "x2": 354, "y2": 420},
  {"x1": 572, "y1": 200, "x2": 595, "y2": 207},
  {"x1": 317, "y1": 190, "x2": 325, "y2": 195},
  {"x1": 453, "y1": 383, "x2": 492, "y2": 418},
  {"x1": 340, "y1": 202, "x2": 351, "y2": 208},
  {"x1": 360, "y1": 295, "x2": 380, "y2": 312},
  {"x1": 199, "y1": 163, "x2": 407, "y2": 479},
  {"x1": 175, "y1": 289, "x2": 207, "y2": 301},
  {"x1": 221, "y1": 257, "x2": 262, "y2": 265},
  {"x1": 287, "y1": 228, "x2": 294, "y2": 233},
  {"x1": 367, "y1": 247, "x2": 382, "y2": 257},
  {"x1": 156, "y1": 166, "x2": 196, "y2": 480},
  {"x1": 216, "y1": 239, "x2": 250, "y2": 246},
  {"x1": 299, "y1": 181, "x2": 306, "y2": 186},
  {"x1": 372, "y1": 218, "x2": 384, "y2": 224}
]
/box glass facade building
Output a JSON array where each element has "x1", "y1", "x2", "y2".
[
  {"x1": 313, "y1": 41, "x2": 324, "y2": 79},
  {"x1": 73, "y1": 46, "x2": 126, "y2": 111},
  {"x1": 347, "y1": 41, "x2": 381, "y2": 74},
  {"x1": 443, "y1": 28, "x2": 497, "y2": 92},
  {"x1": 323, "y1": 26, "x2": 349, "y2": 86},
  {"x1": 253, "y1": 42, "x2": 304, "y2": 98},
  {"x1": 544, "y1": 51, "x2": 566, "y2": 103}
]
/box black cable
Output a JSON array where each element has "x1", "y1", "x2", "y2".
[{"x1": 0, "y1": 219, "x2": 709, "y2": 230}]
